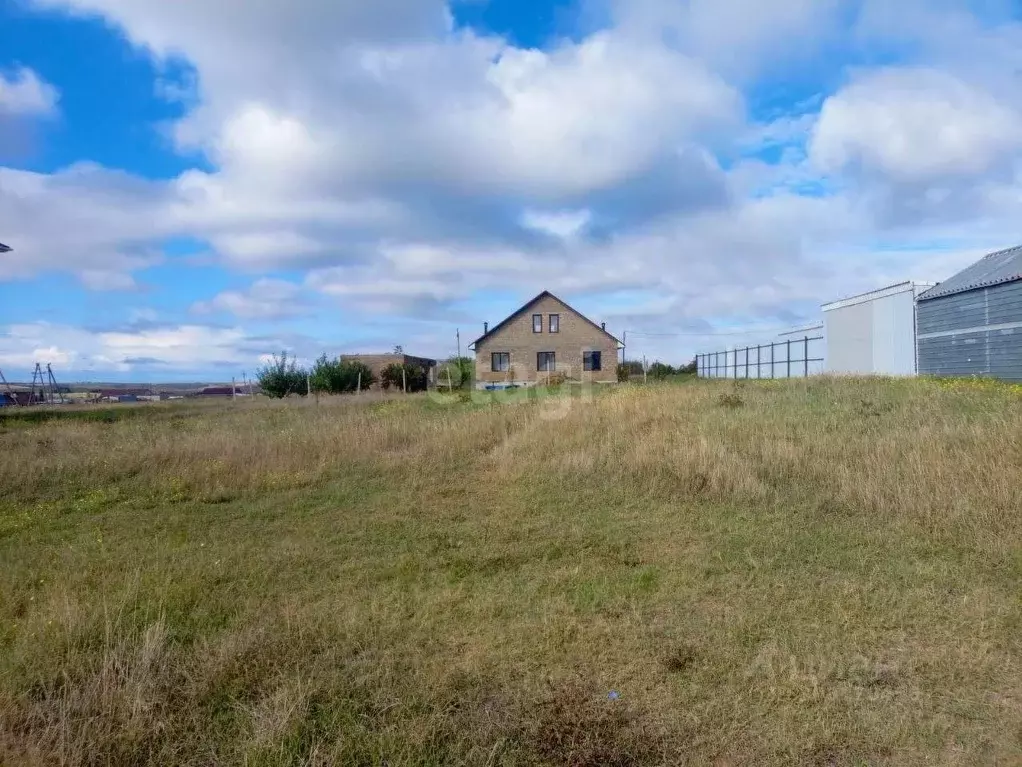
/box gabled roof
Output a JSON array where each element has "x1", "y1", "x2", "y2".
[
  {"x1": 918, "y1": 244, "x2": 1022, "y2": 301},
  {"x1": 470, "y1": 290, "x2": 622, "y2": 347},
  {"x1": 0, "y1": 243, "x2": 11, "y2": 253}
]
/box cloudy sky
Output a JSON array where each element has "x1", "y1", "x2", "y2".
[{"x1": 1, "y1": 0, "x2": 1020, "y2": 381}]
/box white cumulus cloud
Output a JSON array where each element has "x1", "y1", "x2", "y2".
[
  {"x1": 192, "y1": 279, "x2": 306, "y2": 319},
  {"x1": 0, "y1": 67, "x2": 58, "y2": 115},
  {"x1": 7, "y1": 0, "x2": 1022, "y2": 371},
  {"x1": 811, "y1": 67, "x2": 1022, "y2": 183}
]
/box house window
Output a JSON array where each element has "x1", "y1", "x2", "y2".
[
  {"x1": 491, "y1": 352, "x2": 510, "y2": 373},
  {"x1": 537, "y1": 351, "x2": 556, "y2": 372},
  {"x1": 583, "y1": 351, "x2": 602, "y2": 372},
  {"x1": 549, "y1": 314, "x2": 560, "y2": 333},
  {"x1": 533, "y1": 314, "x2": 543, "y2": 333}
]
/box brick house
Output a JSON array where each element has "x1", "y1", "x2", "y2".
[
  {"x1": 470, "y1": 291, "x2": 622, "y2": 388},
  {"x1": 339, "y1": 353, "x2": 438, "y2": 389}
]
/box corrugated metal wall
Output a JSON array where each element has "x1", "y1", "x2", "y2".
[
  {"x1": 824, "y1": 301, "x2": 873, "y2": 374},
  {"x1": 917, "y1": 281, "x2": 1022, "y2": 381},
  {"x1": 824, "y1": 288, "x2": 919, "y2": 375}
]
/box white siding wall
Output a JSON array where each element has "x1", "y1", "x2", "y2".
[
  {"x1": 823, "y1": 286, "x2": 921, "y2": 375},
  {"x1": 826, "y1": 302, "x2": 873, "y2": 374}
]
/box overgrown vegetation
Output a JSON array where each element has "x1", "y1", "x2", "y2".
[
  {"x1": 437, "y1": 356, "x2": 474, "y2": 391},
  {"x1": 380, "y1": 362, "x2": 429, "y2": 393},
  {"x1": 617, "y1": 358, "x2": 697, "y2": 382},
  {"x1": 2, "y1": 377, "x2": 1022, "y2": 764},
  {"x1": 255, "y1": 351, "x2": 307, "y2": 398},
  {"x1": 648, "y1": 359, "x2": 698, "y2": 380},
  {"x1": 310, "y1": 354, "x2": 375, "y2": 394},
  {"x1": 617, "y1": 360, "x2": 643, "y2": 381}
]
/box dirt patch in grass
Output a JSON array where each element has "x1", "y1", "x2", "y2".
[{"x1": 524, "y1": 679, "x2": 660, "y2": 767}]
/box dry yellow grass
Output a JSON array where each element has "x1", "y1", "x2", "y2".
[{"x1": 1, "y1": 378, "x2": 1021, "y2": 765}]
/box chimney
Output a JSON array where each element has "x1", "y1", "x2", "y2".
[
  {"x1": 484, "y1": 322, "x2": 489, "y2": 333},
  {"x1": 601, "y1": 322, "x2": 606, "y2": 331}
]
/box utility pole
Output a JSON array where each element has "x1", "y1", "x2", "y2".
[
  {"x1": 47, "y1": 365, "x2": 64, "y2": 404},
  {"x1": 456, "y1": 329, "x2": 461, "y2": 362},
  {"x1": 622, "y1": 330, "x2": 627, "y2": 365}
]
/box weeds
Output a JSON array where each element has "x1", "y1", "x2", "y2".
[
  {"x1": 716, "y1": 392, "x2": 744, "y2": 408},
  {"x1": 2, "y1": 378, "x2": 1022, "y2": 764}
]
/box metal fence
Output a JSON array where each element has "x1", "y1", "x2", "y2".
[{"x1": 697, "y1": 335, "x2": 825, "y2": 379}]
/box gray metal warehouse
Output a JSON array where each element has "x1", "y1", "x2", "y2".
[{"x1": 916, "y1": 245, "x2": 1022, "y2": 381}]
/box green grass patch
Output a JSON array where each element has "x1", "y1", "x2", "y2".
[{"x1": 1, "y1": 378, "x2": 1021, "y2": 764}]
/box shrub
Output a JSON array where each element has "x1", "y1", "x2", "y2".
[
  {"x1": 545, "y1": 372, "x2": 568, "y2": 387},
  {"x1": 437, "y1": 356, "x2": 474, "y2": 390},
  {"x1": 616, "y1": 363, "x2": 631, "y2": 383},
  {"x1": 257, "y1": 352, "x2": 308, "y2": 398},
  {"x1": 648, "y1": 362, "x2": 675, "y2": 381},
  {"x1": 677, "y1": 358, "x2": 698, "y2": 376},
  {"x1": 310, "y1": 355, "x2": 374, "y2": 394},
  {"x1": 381, "y1": 363, "x2": 429, "y2": 393}
]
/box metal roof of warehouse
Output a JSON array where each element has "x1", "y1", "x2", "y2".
[{"x1": 918, "y1": 244, "x2": 1022, "y2": 301}]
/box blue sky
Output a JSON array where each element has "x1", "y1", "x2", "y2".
[{"x1": 1, "y1": 0, "x2": 1021, "y2": 381}]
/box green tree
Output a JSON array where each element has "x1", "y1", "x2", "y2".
[
  {"x1": 437, "y1": 356, "x2": 474, "y2": 390},
  {"x1": 648, "y1": 361, "x2": 675, "y2": 380},
  {"x1": 257, "y1": 352, "x2": 307, "y2": 398},
  {"x1": 677, "y1": 357, "x2": 698, "y2": 376},
  {"x1": 617, "y1": 360, "x2": 644, "y2": 382},
  {"x1": 381, "y1": 362, "x2": 429, "y2": 393},
  {"x1": 310, "y1": 355, "x2": 374, "y2": 394}
]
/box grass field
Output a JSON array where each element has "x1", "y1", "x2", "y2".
[{"x1": 2, "y1": 378, "x2": 1021, "y2": 765}]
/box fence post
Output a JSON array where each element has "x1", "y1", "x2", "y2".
[
  {"x1": 756, "y1": 345, "x2": 761, "y2": 379},
  {"x1": 745, "y1": 347, "x2": 750, "y2": 379},
  {"x1": 770, "y1": 342, "x2": 775, "y2": 378},
  {"x1": 786, "y1": 339, "x2": 791, "y2": 378},
  {"x1": 733, "y1": 350, "x2": 738, "y2": 380},
  {"x1": 804, "y1": 336, "x2": 809, "y2": 377}
]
